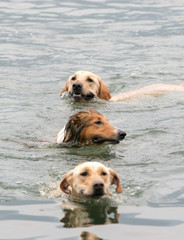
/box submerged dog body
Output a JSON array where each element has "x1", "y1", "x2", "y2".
[
  {"x1": 110, "y1": 83, "x2": 184, "y2": 101},
  {"x1": 57, "y1": 109, "x2": 126, "y2": 146},
  {"x1": 61, "y1": 71, "x2": 184, "y2": 102},
  {"x1": 60, "y1": 162, "x2": 123, "y2": 198}
]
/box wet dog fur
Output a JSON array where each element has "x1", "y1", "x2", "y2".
[
  {"x1": 61, "y1": 71, "x2": 184, "y2": 102},
  {"x1": 57, "y1": 109, "x2": 126, "y2": 146},
  {"x1": 60, "y1": 161, "x2": 123, "y2": 198}
]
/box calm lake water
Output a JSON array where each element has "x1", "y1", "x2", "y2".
[{"x1": 0, "y1": 0, "x2": 184, "y2": 239}]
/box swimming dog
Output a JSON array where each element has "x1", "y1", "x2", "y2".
[
  {"x1": 57, "y1": 109, "x2": 126, "y2": 146},
  {"x1": 60, "y1": 161, "x2": 123, "y2": 198},
  {"x1": 60, "y1": 70, "x2": 184, "y2": 102}
]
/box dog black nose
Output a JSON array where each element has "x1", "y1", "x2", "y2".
[
  {"x1": 118, "y1": 130, "x2": 126, "y2": 140},
  {"x1": 93, "y1": 181, "x2": 104, "y2": 196},
  {"x1": 94, "y1": 182, "x2": 104, "y2": 190},
  {"x1": 73, "y1": 82, "x2": 82, "y2": 94}
]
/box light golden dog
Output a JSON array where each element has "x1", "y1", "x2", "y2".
[
  {"x1": 61, "y1": 71, "x2": 111, "y2": 101},
  {"x1": 60, "y1": 162, "x2": 123, "y2": 198},
  {"x1": 61, "y1": 70, "x2": 184, "y2": 101},
  {"x1": 57, "y1": 109, "x2": 126, "y2": 146}
]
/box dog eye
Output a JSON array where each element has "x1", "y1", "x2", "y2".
[
  {"x1": 95, "y1": 120, "x2": 102, "y2": 125},
  {"x1": 87, "y1": 78, "x2": 93, "y2": 83},
  {"x1": 101, "y1": 171, "x2": 107, "y2": 176},
  {"x1": 80, "y1": 171, "x2": 88, "y2": 176},
  {"x1": 71, "y1": 76, "x2": 76, "y2": 81}
]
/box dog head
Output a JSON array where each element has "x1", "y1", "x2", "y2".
[
  {"x1": 61, "y1": 71, "x2": 111, "y2": 101},
  {"x1": 62, "y1": 109, "x2": 126, "y2": 145},
  {"x1": 60, "y1": 162, "x2": 123, "y2": 198}
]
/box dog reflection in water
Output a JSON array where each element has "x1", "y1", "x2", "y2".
[
  {"x1": 60, "y1": 200, "x2": 119, "y2": 228},
  {"x1": 60, "y1": 161, "x2": 122, "y2": 228},
  {"x1": 80, "y1": 231, "x2": 103, "y2": 240}
]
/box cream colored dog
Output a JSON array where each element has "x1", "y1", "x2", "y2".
[
  {"x1": 61, "y1": 70, "x2": 184, "y2": 101},
  {"x1": 60, "y1": 162, "x2": 123, "y2": 198}
]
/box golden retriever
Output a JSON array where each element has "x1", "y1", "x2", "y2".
[
  {"x1": 60, "y1": 161, "x2": 123, "y2": 198},
  {"x1": 57, "y1": 109, "x2": 126, "y2": 145},
  {"x1": 61, "y1": 70, "x2": 184, "y2": 101},
  {"x1": 61, "y1": 71, "x2": 111, "y2": 101}
]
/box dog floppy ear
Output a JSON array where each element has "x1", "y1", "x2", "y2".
[
  {"x1": 60, "y1": 170, "x2": 73, "y2": 194},
  {"x1": 60, "y1": 81, "x2": 69, "y2": 96},
  {"x1": 63, "y1": 114, "x2": 83, "y2": 144},
  {"x1": 98, "y1": 79, "x2": 111, "y2": 100},
  {"x1": 109, "y1": 168, "x2": 123, "y2": 193}
]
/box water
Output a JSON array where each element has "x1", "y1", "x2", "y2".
[{"x1": 0, "y1": 0, "x2": 184, "y2": 239}]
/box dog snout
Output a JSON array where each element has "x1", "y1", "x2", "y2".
[
  {"x1": 118, "y1": 130, "x2": 126, "y2": 140},
  {"x1": 94, "y1": 182, "x2": 104, "y2": 190},
  {"x1": 73, "y1": 82, "x2": 82, "y2": 94},
  {"x1": 93, "y1": 181, "x2": 104, "y2": 196}
]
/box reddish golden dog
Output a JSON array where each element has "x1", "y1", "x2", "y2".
[
  {"x1": 61, "y1": 71, "x2": 184, "y2": 102},
  {"x1": 60, "y1": 162, "x2": 123, "y2": 198},
  {"x1": 57, "y1": 109, "x2": 126, "y2": 146}
]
